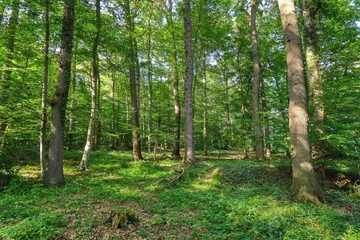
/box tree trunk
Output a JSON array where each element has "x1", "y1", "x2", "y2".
[
  {"x1": 46, "y1": 0, "x2": 75, "y2": 186},
  {"x1": 79, "y1": 0, "x2": 101, "y2": 171},
  {"x1": 278, "y1": 0, "x2": 323, "y2": 204},
  {"x1": 0, "y1": 0, "x2": 20, "y2": 149},
  {"x1": 302, "y1": 0, "x2": 323, "y2": 134},
  {"x1": 124, "y1": 0, "x2": 143, "y2": 160},
  {"x1": 260, "y1": 78, "x2": 271, "y2": 159},
  {"x1": 68, "y1": 40, "x2": 77, "y2": 150},
  {"x1": 183, "y1": 0, "x2": 196, "y2": 163},
  {"x1": 250, "y1": 0, "x2": 264, "y2": 161},
  {"x1": 40, "y1": 0, "x2": 50, "y2": 183},
  {"x1": 167, "y1": 0, "x2": 182, "y2": 159},
  {"x1": 202, "y1": 56, "x2": 208, "y2": 156},
  {"x1": 146, "y1": 16, "x2": 153, "y2": 153}
]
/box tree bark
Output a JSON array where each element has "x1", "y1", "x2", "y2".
[
  {"x1": 183, "y1": 0, "x2": 196, "y2": 163},
  {"x1": 68, "y1": 40, "x2": 77, "y2": 150},
  {"x1": 79, "y1": 0, "x2": 101, "y2": 171},
  {"x1": 46, "y1": 0, "x2": 75, "y2": 186},
  {"x1": 166, "y1": 0, "x2": 182, "y2": 159},
  {"x1": 202, "y1": 56, "x2": 208, "y2": 156},
  {"x1": 40, "y1": 0, "x2": 50, "y2": 183},
  {"x1": 278, "y1": 0, "x2": 323, "y2": 204},
  {"x1": 250, "y1": 0, "x2": 264, "y2": 160},
  {"x1": 124, "y1": 0, "x2": 143, "y2": 160},
  {"x1": 260, "y1": 78, "x2": 271, "y2": 159},
  {"x1": 302, "y1": 0, "x2": 323, "y2": 134}
]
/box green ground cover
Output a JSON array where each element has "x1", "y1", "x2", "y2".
[{"x1": 1, "y1": 151, "x2": 359, "y2": 239}]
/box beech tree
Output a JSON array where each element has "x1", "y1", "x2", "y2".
[
  {"x1": 278, "y1": 0, "x2": 323, "y2": 204},
  {"x1": 183, "y1": 0, "x2": 196, "y2": 163}
]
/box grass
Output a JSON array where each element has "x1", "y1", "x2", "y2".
[{"x1": 1, "y1": 150, "x2": 360, "y2": 239}]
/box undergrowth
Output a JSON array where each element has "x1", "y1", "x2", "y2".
[{"x1": 0, "y1": 151, "x2": 359, "y2": 239}]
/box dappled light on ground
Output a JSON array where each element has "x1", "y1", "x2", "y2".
[{"x1": 1, "y1": 151, "x2": 359, "y2": 239}]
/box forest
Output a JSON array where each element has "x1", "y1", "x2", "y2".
[{"x1": 0, "y1": 0, "x2": 359, "y2": 239}]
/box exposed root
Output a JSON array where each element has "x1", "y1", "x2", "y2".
[{"x1": 157, "y1": 169, "x2": 185, "y2": 187}]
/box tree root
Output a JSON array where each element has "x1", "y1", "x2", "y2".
[{"x1": 157, "y1": 169, "x2": 184, "y2": 187}]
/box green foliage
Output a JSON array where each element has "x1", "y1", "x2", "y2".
[
  {"x1": 1, "y1": 151, "x2": 360, "y2": 239},
  {"x1": 0, "y1": 212, "x2": 66, "y2": 240}
]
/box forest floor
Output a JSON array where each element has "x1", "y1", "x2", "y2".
[{"x1": 1, "y1": 150, "x2": 360, "y2": 239}]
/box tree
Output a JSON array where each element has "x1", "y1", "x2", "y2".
[
  {"x1": 278, "y1": 0, "x2": 323, "y2": 204},
  {"x1": 79, "y1": 0, "x2": 101, "y2": 171},
  {"x1": 166, "y1": 0, "x2": 182, "y2": 159},
  {"x1": 45, "y1": 0, "x2": 75, "y2": 186},
  {"x1": 183, "y1": 0, "x2": 196, "y2": 163},
  {"x1": 124, "y1": 0, "x2": 143, "y2": 160},
  {"x1": 249, "y1": 0, "x2": 264, "y2": 160},
  {"x1": 40, "y1": 0, "x2": 50, "y2": 183},
  {"x1": 302, "y1": 0, "x2": 323, "y2": 136}
]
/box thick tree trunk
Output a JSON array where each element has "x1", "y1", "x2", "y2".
[
  {"x1": 278, "y1": 0, "x2": 323, "y2": 204},
  {"x1": 46, "y1": 0, "x2": 75, "y2": 186},
  {"x1": 124, "y1": 0, "x2": 143, "y2": 160},
  {"x1": 183, "y1": 0, "x2": 196, "y2": 163},
  {"x1": 40, "y1": 0, "x2": 50, "y2": 183},
  {"x1": 79, "y1": 0, "x2": 101, "y2": 171},
  {"x1": 0, "y1": 0, "x2": 20, "y2": 149},
  {"x1": 250, "y1": 1, "x2": 264, "y2": 161}
]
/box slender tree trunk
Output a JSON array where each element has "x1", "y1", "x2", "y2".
[
  {"x1": 40, "y1": 0, "x2": 50, "y2": 183},
  {"x1": 46, "y1": 0, "x2": 75, "y2": 186},
  {"x1": 202, "y1": 56, "x2": 208, "y2": 156},
  {"x1": 278, "y1": 0, "x2": 323, "y2": 205},
  {"x1": 302, "y1": 0, "x2": 323, "y2": 133},
  {"x1": 79, "y1": 0, "x2": 101, "y2": 171},
  {"x1": 68, "y1": 40, "x2": 77, "y2": 150},
  {"x1": 260, "y1": 78, "x2": 271, "y2": 159},
  {"x1": 167, "y1": 0, "x2": 182, "y2": 159},
  {"x1": 95, "y1": 69, "x2": 101, "y2": 149},
  {"x1": 0, "y1": 0, "x2": 20, "y2": 149},
  {"x1": 183, "y1": 0, "x2": 196, "y2": 163},
  {"x1": 124, "y1": 0, "x2": 143, "y2": 160},
  {"x1": 250, "y1": 0, "x2": 264, "y2": 160},
  {"x1": 111, "y1": 72, "x2": 117, "y2": 149},
  {"x1": 146, "y1": 16, "x2": 153, "y2": 153}
]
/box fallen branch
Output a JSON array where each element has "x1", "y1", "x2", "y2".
[{"x1": 157, "y1": 169, "x2": 185, "y2": 187}]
